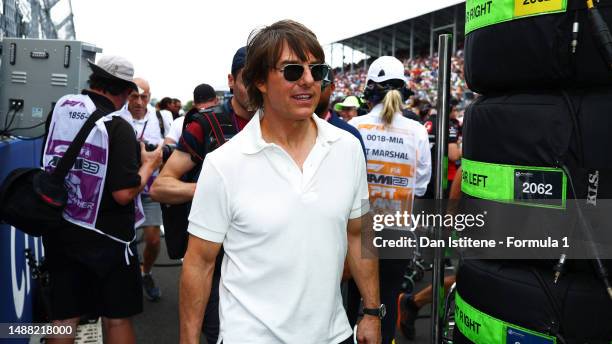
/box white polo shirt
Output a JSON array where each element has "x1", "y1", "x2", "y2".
[
  {"x1": 188, "y1": 109, "x2": 369, "y2": 344},
  {"x1": 166, "y1": 115, "x2": 185, "y2": 144}
]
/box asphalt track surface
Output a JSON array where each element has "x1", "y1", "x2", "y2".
[{"x1": 133, "y1": 236, "x2": 448, "y2": 344}]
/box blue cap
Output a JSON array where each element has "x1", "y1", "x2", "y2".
[{"x1": 231, "y1": 46, "x2": 247, "y2": 76}]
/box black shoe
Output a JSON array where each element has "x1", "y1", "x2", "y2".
[
  {"x1": 398, "y1": 293, "x2": 419, "y2": 340},
  {"x1": 142, "y1": 273, "x2": 161, "y2": 301}
]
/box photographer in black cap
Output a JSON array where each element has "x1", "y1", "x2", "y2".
[{"x1": 150, "y1": 46, "x2": 254, "y2": 344}]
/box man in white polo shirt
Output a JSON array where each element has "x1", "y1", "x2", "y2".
[
  {"x1": 121, "y1": 77, "x2": 173, "y2": 301},
  {"x1": 180, "y1": 20, "x2": 382, "y2": 344}
]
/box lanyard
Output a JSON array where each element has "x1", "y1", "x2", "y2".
[{"x1": 137, "y1": 120, "x2": 149, "y2": 141}]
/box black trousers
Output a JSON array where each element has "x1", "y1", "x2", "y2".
[
  {"x1": 345, "y1": 259, "x2": 406, "y2": 344},
  {"x1": 379, "y1": 259, "x2": 406, "y2": 344}
]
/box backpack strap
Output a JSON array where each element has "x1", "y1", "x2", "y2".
[
  {"x1": 202, "y1": 112, "x2": 226, "y2": 146},
  {"x1": 155, "y1": 110, "x2": 166, "y2": 138},
  {"x1": 178, "y1": 133, "x2": 205, "y2": 163},
  {"x1": 51, "y1": 109, "x2": 105, "y2": 180}
]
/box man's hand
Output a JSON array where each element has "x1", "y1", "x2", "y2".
[
  {"x1": 140, "y1": 141, "x2": 163, "y2": 170},
  {"x1": 111, "y1": 142, "x2": 162, "y2": 205},
  {"x1": 356, "y1": 316, "x2": 381, "y2": 344}
]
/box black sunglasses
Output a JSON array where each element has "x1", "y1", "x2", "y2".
[{"x1": 277, "y1": 64, "x2": 331, "y2": 82}]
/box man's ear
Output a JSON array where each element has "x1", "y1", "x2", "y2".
[
  {"x1": 227, "y1": 73, "x2": 234, "y2": 89},
  {"x1": 256, "y1": 80, "x2": 267, "y2": 95}
]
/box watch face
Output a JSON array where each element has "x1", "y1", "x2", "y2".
[{"x1": 380, "y1": 304, "x2": 387, "y2": 318}]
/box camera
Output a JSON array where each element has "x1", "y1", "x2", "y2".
[{"x1": 144, "y1": 142, "x2": 176, "y2": 162}]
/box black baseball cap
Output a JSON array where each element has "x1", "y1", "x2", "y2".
[{"x1": 193, "y1": 84, "x2": 216, "y2": 103}]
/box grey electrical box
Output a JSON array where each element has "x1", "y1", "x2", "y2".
[{"x1": 0, "y1": 38, "x2": 102, "y2": 138}]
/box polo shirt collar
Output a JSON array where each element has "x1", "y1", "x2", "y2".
[{"x1": 240, "y1": 109, "x2": 342, "y2": 155}]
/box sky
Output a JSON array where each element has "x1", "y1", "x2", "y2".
[{"x1": 61, "y1": 0, "x2": 461, "y2": 103}]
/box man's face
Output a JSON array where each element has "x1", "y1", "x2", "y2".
[
  {"x1": 228, "y1": 69, "x2": 251, "y2": 112},
  {"x1": 172, "y1": 100, "x2": 182, "y2": 113},
  {"x1": 339, "y1": 107, "x2": 357, "y2": 121},
  {"x1": 127, "y1": 81, "x2": 150, "y2": 118},
  {"x1": 257, "y1": 43, "x2": 322, "y2": 121}
]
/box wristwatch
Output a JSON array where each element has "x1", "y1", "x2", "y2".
[{"x1": 363, "y1": 304, "x2": 386, "y2": 319}]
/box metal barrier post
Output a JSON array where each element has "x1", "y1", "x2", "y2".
[{"x1": 431, "y1": 33, "x2": 452, "y2": 344}]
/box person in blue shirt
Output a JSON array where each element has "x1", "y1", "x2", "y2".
[{"x1": 315, "y1": 69, "x2": 366, "y2": 158}]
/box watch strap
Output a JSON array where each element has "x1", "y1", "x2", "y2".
[
  {"x1": 362, "y1": 308, "x2": 379, "y2": 316},
  {"x1": 363, "y1": 304, "x2": 386, "y2": 319}
]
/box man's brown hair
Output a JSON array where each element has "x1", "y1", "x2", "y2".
[{"x1": 242, "y1": 20, "x2": 325, "y2": 110}]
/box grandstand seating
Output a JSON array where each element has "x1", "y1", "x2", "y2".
[{"x1": 333, "y1": 50, "x2": 472, "y2": 112}]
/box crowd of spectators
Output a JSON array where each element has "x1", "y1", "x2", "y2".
[
  {"x1": 332, "y1": 67, "x2": 367, "y2": 100},
  {"x1": 333, "y1": 50, "x2": 473, "y2": 118}
]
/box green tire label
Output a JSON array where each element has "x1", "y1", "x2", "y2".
[
  {"x1": 456, "y1": 292, "x2": 557, "y2": 344},
  {"x1": 465, "y1": 0, "x2": 567, "y2": 34},
  {"x1": 461, "y1": 159, "x2": 567, "y2": 209}
]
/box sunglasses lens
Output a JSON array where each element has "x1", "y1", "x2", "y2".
[
  {"x1": 281, "y1": 64, "x2": 330, "y2": 82},
  {"x1": 283, "y1": 65, "x2": 304, "y2": 82},
  {"x1": 311, "y1": 65, "x2": 325, "y2": 81}
]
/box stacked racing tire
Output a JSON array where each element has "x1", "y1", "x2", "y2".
[{"x1": 455, "y1": 1, "x2": 612, "y2": 343}]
